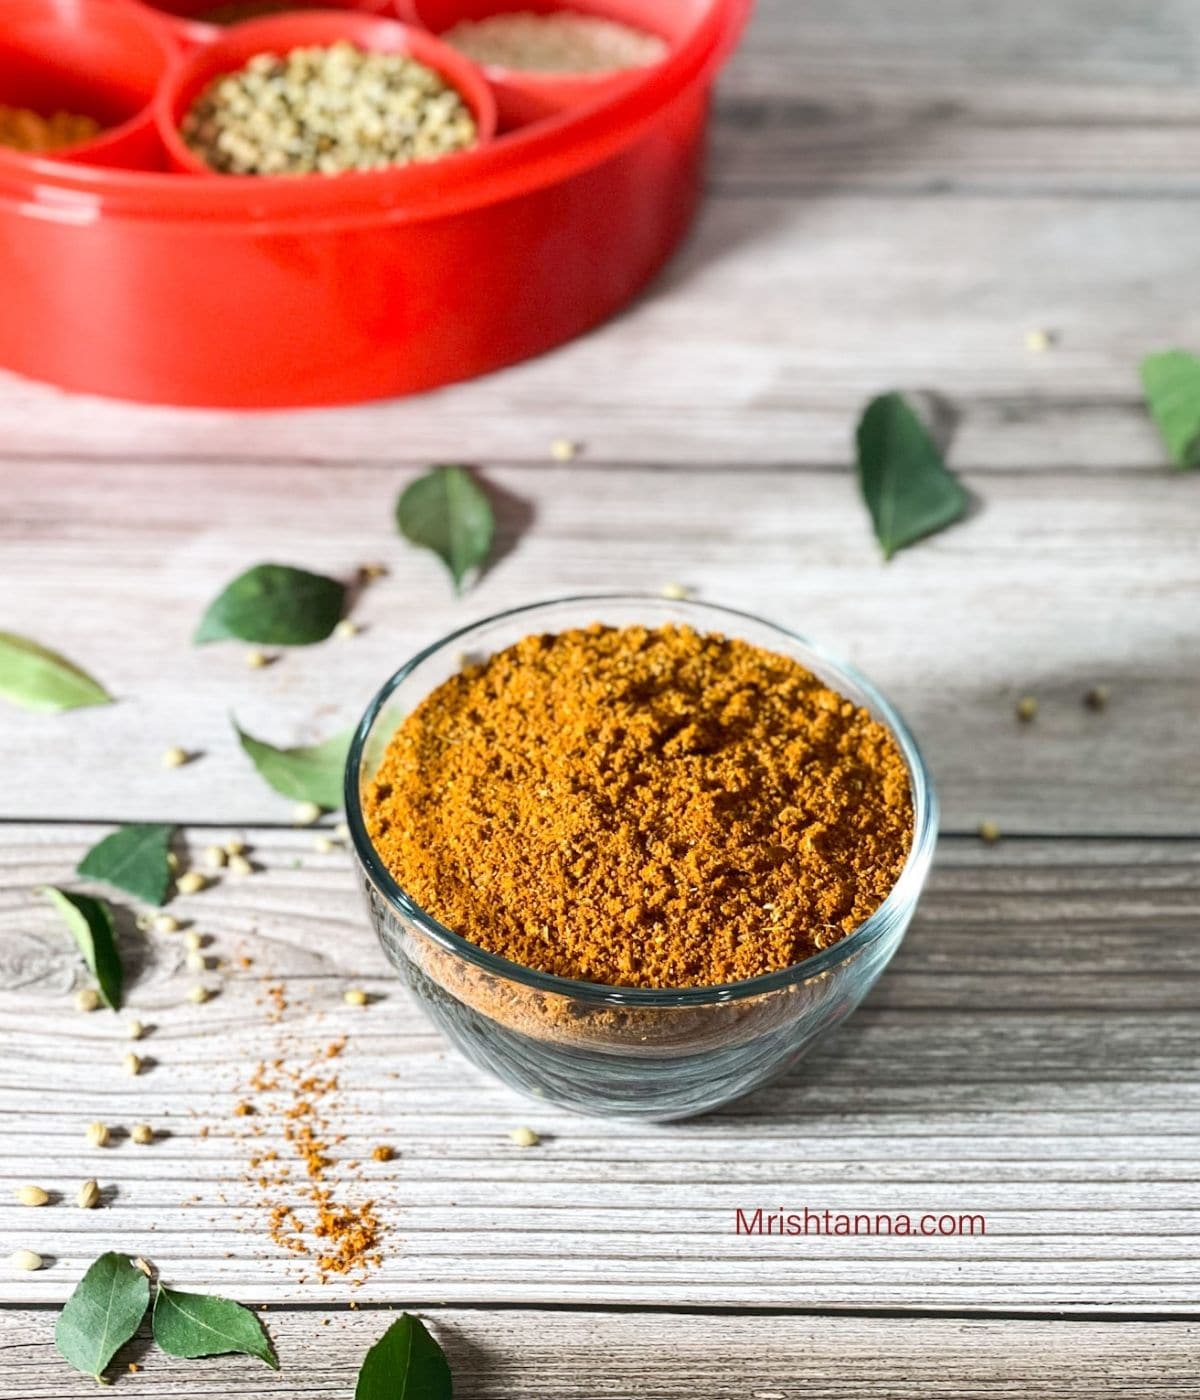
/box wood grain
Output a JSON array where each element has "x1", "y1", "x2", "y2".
[
  {"x1": 2, "y1": 463, "x2": 1196, "y2": 834},
  {"x1": 3, "y1": 1307, "x2": 1199, "y2": 1399},
  {"x1": 1, "y1": 828, "x2": 1196, "y2": 1311}
]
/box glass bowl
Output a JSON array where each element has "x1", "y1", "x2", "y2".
[{"x1": 345, "y1": 595, "x2": 938, "y2": 1121}]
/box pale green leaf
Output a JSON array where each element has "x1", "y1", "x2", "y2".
[
  {"x1": 234, "y1": 719, "x2": 352, "y2": 810},
  {"x1": 42, "y1": 887, "x2": 123, "y2": 1010},
  {"x1": 0, "y1": 632, "x2": 111, "y2": 712},
  {"x1": 1140, "y1": 350, "x2": 1200, "y2": 470}
]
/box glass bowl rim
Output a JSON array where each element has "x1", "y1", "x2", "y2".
[{"x1": 344, "y1": 592, "x2": 938, "y2": 1009}]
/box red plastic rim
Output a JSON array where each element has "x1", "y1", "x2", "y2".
[
  {"x1": 0, "y1": 0, "x2": 751, "y2": 224},
  {"x1": 155, "y1": 12, "x2": 498, "y2": 176},
  {"x1": 132, "y1": 0, "x2": 393, "y2": 50}
]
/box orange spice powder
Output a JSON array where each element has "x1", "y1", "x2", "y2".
[{"x1": 364, "y1": 623, "x2": 913, "y2": 990}]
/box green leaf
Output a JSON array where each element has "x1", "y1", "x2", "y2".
[
  {"x1": 855, "y1": 392, "x2": 968, "y2": 559},
  {"x1": 356, "y1": 1314, "x2": 452, "y2": 1400},
  {"x1": 152, "y1": 1284, "x2": 278, "y2": 1370},
  {"x1": 77, "y1": 824, "x2": 175, "y2": 907},
  {"x1": 42, "y1": 887, "x2": 122, "y2": 1010},
  {"x1": 55, "y1": 1253, "x2": 149, "y2": 1381},
  {"x1": 194, "y1": 563, "x2": 346, "y2": 645},
  {"x1": 0, "y1": 632, "x2": 112, "y2": 712},
  {"x1": 1140, "y1": 350, "x2": 1200, "y2": 470},
  {"x1": 235, "y1": 719, "x2": 353, "y2": 810},
  {"x1": 395, "y1": 465, "x2": 494, "y2": 593}
]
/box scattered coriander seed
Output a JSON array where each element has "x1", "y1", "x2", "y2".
[
  {"x1": 979, "y1": 820, "x2": 1001, "y2": 844},
  {"x1": 550, "y1": 437, "x2": 579, "y2": 461},
  {"x1": 126, "y1": 1018, "x2": 146, "y2": 1041},
  {"x1": 124, "y1": 1052, "x2": 144, "y2": 1076},
  {"x1": 314, "y1": 835, "x2": 337, "y2": 854},
  {"x1": 133, "y1": 1257, "x2": 153, "y2": 1278},
  {"x1": 16, "y1": 1185, "x2": 49, "y2": 1207},
  {"x1": 86, "y1": 1121, "x2": 111, "y2": 1148},
  {"x1": 1024, "y1": 328, "x2": 1053, "y2": 353},
  {"x1": 246, "y1": 649, "x2": 271, "y2": 669},
  {"x1": 293, "y1": 800, "x2": 323, "y2": 827},
  {"x1": 335, "y1": 820, "x2": 350, "y2": 842},
  {"x1": 203, "y1": 844, "x2": 228, "y2": 870},
  {"x1": 359, "y1": 562, "x2": 388, "y2": 583},
  {"x1": 162, "y1": 746, "x2": 188, "y2": 769},
  {"x1": 228, "y1": 853, "x2": 254, "y2": 877},
  {"x1": 153, "y1": 913, "x2": 180, "y2": 935},
  {"x1": 660, "y1": 581, "x2": 690, "y2": 601},
  {"x1": 176, "y1": 870, "x2": 206, "y2": 895},
  {"x1": 166, "y1": 851, "x2": 181, "y2": 874},
  {"x1": 343, "y1": 987, "x2": 369, "y2": 1007},
  {"x1": 76, "y1": 1179, "x2": 102, "y2": 1209},
  {"x1": 1084, "y1": 684, "x2": 1111, "y2": 711},
  {"x1": 508, "y1": 1126, "x2": 540, "y2": 1148},
  {"x1": 187, "y1": 984, "x2": 211, "y2": 1005},
  {"x1": 1016, "y1": 695, "x2": 1039, "y2": 723},
  {"x1": 186, "y1": 951, "x2": 208, "y2": 973},
  {"x1": 10, "y1": 1249, "x2": 42, "y2": 1272},
  {"x1": 74, "y1": 986, "x2": 101, "y2": 1013},
  {"x1": 372, "y1": 1145, "x2": 394, "y2": 1162},
  {"x1": 224, "y1": 838, "x2": 246, "y2": 857},
  {"x1": 130, "y1": 1123, "x2": 154, "y2": 1146},
  {"x1": 184, "y1": 930, "x2": 204, "y2": 952},
  {"x1": 334, "y1": 619, "x2": 360, "y2": 639}
]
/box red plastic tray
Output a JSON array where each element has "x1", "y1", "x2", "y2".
[{"x1": 0, "y1": 0, "x2": 751, "y2": 407}]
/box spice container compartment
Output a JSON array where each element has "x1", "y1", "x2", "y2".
[
  {"x1": 347, "y1": 596, "x2": 938, "y2": 1122},
  {"x1": 0, "y1": 0, "x2": 750, "y2": 406},
  {"x1": 0, "y1": 0, "x2": 180, "y2": 168},
  {"x1": 400, "y1": 0, "x2": 708, "y2": 129},
  {"x1": 132, "y1": 0, "x2": 393, "y2": 50}
]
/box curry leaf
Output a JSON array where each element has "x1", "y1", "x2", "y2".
[
  {"x1": 355, "y1": 1314, "x2": 453, "y2": 1400},
  {"x1": 152, "y1": 1284, "x2": 278, "y2": 1369},
  {"x1": 77, "y1": 823, "x2": 175, "y2": 907},
  {"x1": 195, "y1": 564, "x2": 346, "y2": 645},
  {"x1": 1140, "y1": 350, "x2": 1200, "y2": 469},
  {"x1": 396, "y1": 466, "x2": 494, "y2": 593},
  {"x1": 856, "y1": 392, "x2": 968, "y2": 559},
  {"x1": 42, "y1": 887, "x2": 122, "y2": 1010},
  {"x1": 234, "y1": 719, "x2": 353, "y2": 810},
  {"x1": 0, "y1": 632, "x2": 112, "y2": 712},
  {"x1": 55, "y1": 1253, "x2": 149, "y2": 1381}
]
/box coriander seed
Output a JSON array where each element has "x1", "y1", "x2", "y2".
[
  {"x1": 550, "y1": 437, "x2": 578, "y2": 461},
  {"x1": 314, "y1": 835, "x2": 336, "y2": 854},
  {"x1": 186, "y1": 950, "x2": 207, "y2": 973},
  {"x1": 979, "y1": 820, "x2": 1001, "y2": 844},
  {"x1": 343, "y1": 987, "x2": 369, "y2": 1007},
  {"x1": 334, "y1": 619, "x2": 360, "y2": 639},
  {"x1": 126, "y1": 1018, "x2": 146, "y2": 1041},
  {"x1": 162, "y1": 746, "x2": 188, "y2": 769},
  {"x1": 224, "y1": 837, "x2": 246, "y2": 857},
  {"x1": 16, "y1": 1185, "x2": 49, "y2": 1207},
  {"x1": 176, "y1": 870, "x2": 206, "y2": 895},
  {"x1": 508, "y1": 1126, "x2": 540, "y2": 1148},
  {"x1": 187, "y1": 984, "x2": 211, "y2": 1005},
  {"x1": 293, "y1": 800, "x2": 322, "y2": 827},
  {"x1": 130, "y1": 1123, "x2": 154, "y2": 1146},
  {"x1": 86, "y1": 1121, "x2": 110, "y2": 1148},
  {"x1": 246, "y1": 649, "x2": 270, "y2": 669},
  {"x1": 1016, "y1": 695, "x2": 1039, "y2": 723},
  {"x1": 660, "y1": 582, "x2": 690, "y2": 601},
  {"x1": 74, "y1": 986, "x2": 101, "y2": 1013},
  {"x1": 133, "y1": 1257, "x2": 152, "y2": 1278},
  {"x1": 184, "y1": 930, "x2": 204, "y2": 952},
  {"x1": 124, "y1": 1052, "x2": 144, "y2": 1076},
  {"x1": 1085, "y1": 684, "x2": 1111, "y2": 711},
  {"x1": 153, "y1": 913, "x2": 180, "y2": 935},
  {"x1": 77, "y1": 1179, "x2": 102, "y2": 1209},
  {"x1": 10, "y1": 1249, "x2": 42, "y2": 1271},
  {"x1": 228, "y1": 853, "x2": 254, "y2": 877},
  {"x1": 203, "y1": 844, "x2": 227, "y2": 870}
]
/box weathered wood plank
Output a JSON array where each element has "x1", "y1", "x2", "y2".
[
  {"x1": 1, "y1": 829, "x2": 1196, "y2": 1310},
  {"x1": 4, "y1": 1307, "x2": 1199, "y2": 1399},
  {"x1": 2, "y1": 463, "x2": 1196, "y2": 833},
  {"x1": 0, "y1": 193, "x2": 1197, "y2": 466}
]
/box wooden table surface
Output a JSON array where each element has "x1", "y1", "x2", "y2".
[{"x1": 2, "y1": 1, "x2": 1199, "y2": 1394}]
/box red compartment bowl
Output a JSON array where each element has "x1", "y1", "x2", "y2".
[
  {"x1": 0, "y1": 0, "x2": 752, "y2": 408},
  {"x1": 0, "y1": 0, "x2": 179, "y2": 169},
  {"x1": 402, "y1": 0, "x2": 704, "y2": 129},
  {"x1": 132, "y1": 0, "x2": 395, "y2": 55}
]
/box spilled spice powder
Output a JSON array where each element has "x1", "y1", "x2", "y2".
[{"x1": 365, "y1": 623, "x2": 913, "y2": 989}]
